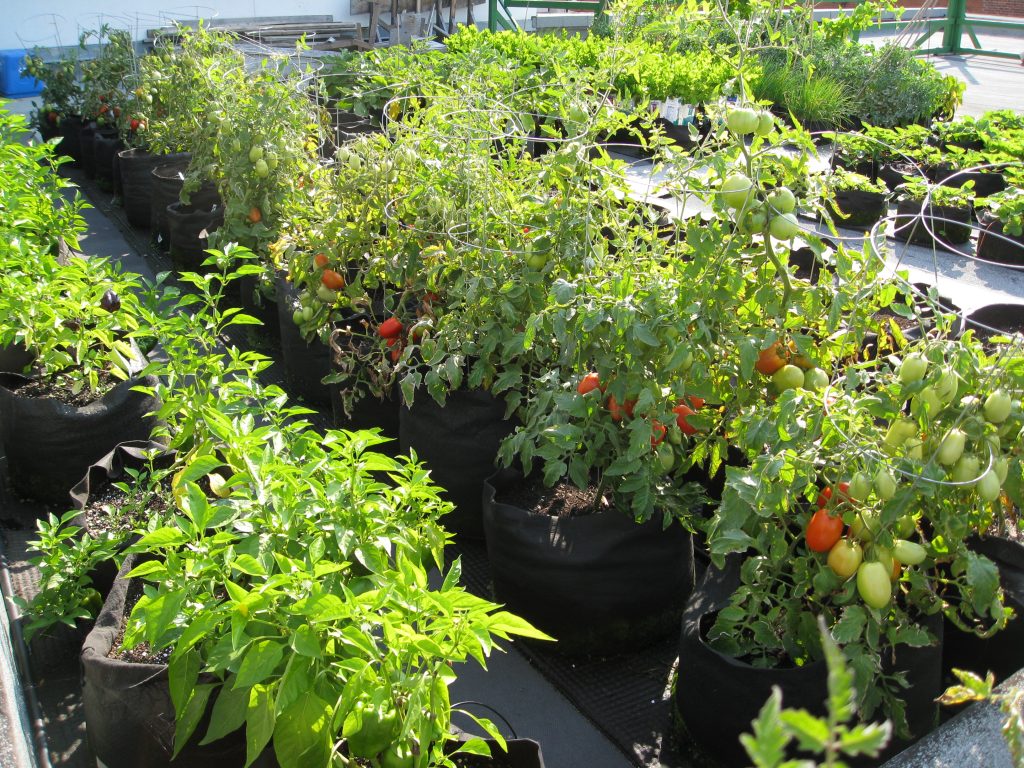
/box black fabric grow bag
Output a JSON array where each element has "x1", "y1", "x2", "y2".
[
  {"x1": 892, "y1": 199, "x2": 972, "y2": 249},
  {"x1": 977, "y1": 212, "x2": 1024, "y2": 266},
  {"x1": 675, "y1": 558, "x2": 944, "y2": 766},
  {"x1": 482, "y1": 469, "x2": 694, "y2": 654},
  {"x1": 237, "y1": 273, "x2": 279, "y2": 336},
  {"x1": 79, "y1": 122, "x2": 98, "y2": 177},
  {"x1": 274, "y1": 274, "x2": 332, "y2": 406},
  {"x1": 446, "y1": 737, "x2": 546, "y2": 767},
  {"x1": 81, "y1": 556, "x2": 268, "y2": 768},
  {"x1": 150, "y1": 158, "x2": 191, "y2": 249},
  {"x1": 167, "y1": 202, "x2": 223, "y2": 273},
  {"x1": 57, "y1": 115, "x2": 85, "y2": 163},
  {"x1": 93, "y1": 130, "x2": 123, "y2": 191},
  {"x1": 0, "y1": 373, "x2": 160, "y2": 506},
  {"x1": 68, "y1": 440, "x2": 174, "y2": 598},
  {"x1": 119, "y1": 149, "x2": 189, "y2": 229},
  {"x1": 825, "y1": 188, "x2": 889, "y2": 229},
  {"x1": 944, "y1": 536, "x2": 1024, "y2": 684},
  {"x1": 401, "y1": 389, "x2": 516, "y2": 540},
  {"x1": 966, "y1": 303, "x2": 1024, "y2": 343},
  {"x1": 0, "y1": 342, "x2": 34, "y2": 374}
]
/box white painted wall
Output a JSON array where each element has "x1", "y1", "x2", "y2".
[{"x1": 3, "y1": 1, "x2": 354, "y2": 51}]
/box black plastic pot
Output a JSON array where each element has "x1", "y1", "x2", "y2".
[
  {"x1": 824, "y1": 188, "x2": 889, "y2": 229},
  {"x1": 57, "y1": 115, "x2": 85, "y2": 163},
  {"x1": 401, "y1": 389, "x2": 516, "y2": 540},
  {"x1": 274, "y1": 274, "x2": 332, "y2": 406},
  {"x1": 331, "y1": 108, "x2": 382, "y2": 144},
  {"x1": 879, "y1": 160, "x2": 925, "y2": 191},
  {"x1": 81, "y1": 556, "x2": 270, "y2": 768},
  {"x1": 944, "y1": 535, "x2": 1024, "y2": 685},
  {"x1": 482, "y1": 468, "x2": 695, "y2": 654},
  {"x1": 931, "y1": 163, "x2": 1007, "y2": 198},
  {"x1": 675, "y1": 558, "x2": 944, "y2": 766},
  {"x1": 236, "y1": 273, "x2": 279, "y2": 336},
  {"x1": 830, "y1": 154, "x2": 876, "y2": 180},
  {"x1": 861, "y1": 282, "x2": 965, "y2": 361},
  {"x1": 447, "y1": 737, "x2": 546, "y2": 767},
  {"x1": 37, "y1": 115, "x2": 61, "y2": 142},
  {"x1": 0, "y1": 373, "x2": 160, "y2": 506},
  {"x1": 892, "y1": 199, "x2": 972, "y2": 249},
  {"x1": 68, "y1": 440, "x2": 174, "y2": 599},
  {"x1": 79, "y1": 122, "x2": 98, "y2": 177},
  {"x1": 965, "y1": 303, "x2": 1024, "y2": 343},
  {"x1": 93, "y1": 130, "x2": 123, "y2": 192},
  {"x1": 167, "y1": 202, "x2": 223, "y2": 272},
  {"x1": 119, "y1": 149, "x2": 189, "y2": 229},
  {"x1": 976, "y1": 211, "x2": 1024, "y2": 266}
]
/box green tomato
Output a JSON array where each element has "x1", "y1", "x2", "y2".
[
  {"x1": 803, "y1": 367, "x2": 830, "y2": 392},
  {"x1": 827, "y1": 539, "x2": 863, "y2": 580},
  {"x1": 995, "y1": 457, "x2": 1009, "y2": 484},
  {"x1": 850, "y1": 511, "x2": 880, "y2": 542},
  {"x1": 726, "y1": 107, "x2": 759, "y2": 135},
  {"x1": 912, "y1": 386, "x2": 942, "y2": 420},
  {"x1": 977, "y1": 469, "x2": 1002, "y2": 501},
  {"x1": 265, "y1": 150, "x2": 279, "y2": 170},
  {"x1": 231, "y1": 138, "x2": 242, "y2": 154},
  {"x1": 658, "y1": 446, "x2": 676, "y2": 474},
  {"x1": 721, "y1": 173, "x2": 754, "y2": 209},
  {"x1": 896, "y1": 513, "x2": 917, "y2": 538},
  {"x1": 873, "y1": 467, "x2": 897, "y2": 501},
  {"x1": 892, "y1": 539, "x2": 927, "y2": 566},
  {"x1": 848, "y1": 472, "x2": 871, "y2": 502},
  {"x1": 769, "y1": 213, "x2": 800, "y2": 241},
  {"x1": 905, "y1": 437, "x2": 924, "y2": 461},
  {"x1": 984, "y1": 390, "x2": 1012, "y2": 424},
  {"x1": 767, "y1": 187, "x2": 796, "y2": 215},
  {"x1": 248, "y1": 145, "x2": 264, "y2": 163},
  {"x1": 857, "y1": 561, "x2": 892, "y2": 609},
  {"x1": 883, "y1": 418, "x2": 917, "y2": 451},
  {"x1": 292, "y1": 308, "x2": 305, "y2": 326},
  {"x1": 381, "y1": 743, "x2": 415, "y2": 768},
  {"x1": 899, "y1": 353, "x2": 928, "y2": 384},
  {"x1": 317, "y1": 284, "x2": 338, "y2": 303},
  {"x1": 772, "y1": 364, "x2": 804, "y2": 392},
  {"x1": 739, "y1": 208, "x2": 768, "y2": 235},
  {"x1": 950, "y1": 454, "x2": 981, "y2": 485},
  {"x1": 754, "y1": 111, "x2": 775, "y2": 137},
  {"x1": 935, "y1": 367, "x2": 959, "y2": 402},
  {"x1": 254, "y1": 158, "x2": 270, "y2": 178},
  {"x1": 937, "y1": 428, "x2": 967, "y2": 466},
  {"x1": 526, "y1": 251, "x2": 548, "y2": 270}
]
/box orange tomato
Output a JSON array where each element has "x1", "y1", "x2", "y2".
[
  {"x1": 577, "y1": 373, "x2": 602, "y2": 396},
  {"x1": 247, "y1": 206, "x2": 262, "y2": 224},
  {"x1": 321, "y1": 269, "x2": 345, "y2": 291},
  {"x1": 756, "y1": 342, "x2": 787, "y2": 376}
]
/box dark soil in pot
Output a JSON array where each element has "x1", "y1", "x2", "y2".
[
  {"x1": 892, "y1": 199, "x2": 972, "y2": 249},
  {"x1": 482, "y1": 468, "x2": 694, "y2": 654},
  {"x1": 0, "y1": 372, "x2": 160, "y2": 506},
  {"x1": 976, "y1": 212, "x2": 1024, "y2": 267},
  {"x1": 401, "y1": 388, "x2": 517, "y2": 540},
  {"x1": 168, "y1": 202, "x2": 223, "y2": 272}
]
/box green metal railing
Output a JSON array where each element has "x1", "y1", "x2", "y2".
[{"x1": 485, "y1": 0, "x2": 1024, "y2": 58}]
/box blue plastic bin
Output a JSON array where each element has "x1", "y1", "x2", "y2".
[{"x1": 0, "y1": 50, "x2": 42, "y2": 98}]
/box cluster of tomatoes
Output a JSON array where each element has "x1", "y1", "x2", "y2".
[
  {"x1": 755, "y1": 340, "x2": 830, "y2": 393},
  {"x1": 806, "y1": 474, "x2": 927, "y2": 611},
  {"x1": 577, "y1": 372, "x2": 706, "y2": 470}
]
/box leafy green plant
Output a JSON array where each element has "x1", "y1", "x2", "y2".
[
  {"x1": 940, "y1": 669, "x2": 1024, "y2": 766},
  {"x1": 21, "y1": 51, "x2": 81, "y2": 124},
  {"x1": 15, "y1": 510, "x2": 121, "y2": 640},
  {"x1": 741, "y1": 618, "x2": 892, "y2": 768},
  {"x1": 898, "y1": 179, "x2": 975, "y2": 210},
  {"x1": 979, "y1": 187, "x2": 1024, "y2": 237},
  {"x1": 824, "y1": 169, "x2": 887, "y2": 196}
]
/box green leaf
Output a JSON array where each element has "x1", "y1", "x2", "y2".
[
  {"x1": 739, "y1": 687, "x2": 789, "y2": 768},
  {"x1": 838, "y1": 721, "x2": 892, "y2": 756},
  {"x1": 290, "y1": 625, "x2": 321, "y2": 658},
  {"x1": 272, "y1": 694, "x2": 332, "y2": 768},
  {"x1": 779, "y1": 709, "x2": 829, "y2": 752},
  {"x1": 202, "y1": 683, "x2": 249, "y2": 745},
  {"x1": 178, "y1": 454, "x2": 224, "y2": 485},
  {"x1": 487, "y1": 611, "x2": 554, "y2": 641},
  {"x1": 821, "y1": 616, "x2": 855, "y2": 725},
  {"x1": 133, "y1": 526, "x2": 189, "y2": 550},
  {"x1": 245, "y1": 684, "x2": 275, "y2": 767},
  {"x1": 231, "y1": 554, "x2": 267, "y2": 577},
  {"x1": 168, "y1": 649, "x2": 201, "y2": 715},
  {"x1": 125, "y1": 560, "x2": 167, "y2": 579},
  {"x1": 233, "y1": 640, "x2": 285, "y2": 690},
  {"x1": 173, "y1": 683, "x2": 214, "y2": 757},
  {"x1": 144, "y1": 589, "x2": 187, "y2": 647}
]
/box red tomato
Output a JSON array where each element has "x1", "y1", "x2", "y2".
[
  {"x1": 577, "y1": 373, "x2": 602, "y2": 396},
  {"x1": 806, "y1": 509, "x2": 844, "y2": 552},
  {"x1": 321, "y1": 269, "x2": 345, "y2": 290},
  {"x1": 672, "y1": 403, "x2": 699, "y2": 435},
  {"x1": 606, "y1": 395, "x2": 635, "y2": 422},
  {"x1": 816, "y1": 481, "x2": 851, "y2": 510},
  {"x1": 687, "y1": 395, "x2": 705, "y2": 410},
  {"x1": 650, "y1": 419, "x2": 667, "y2": 447},
  {"x1": 755, "y1": 342, "x2": 787, "y2": 376},
  {"x1": 378, "y1": 317, "x2": 404, "y2": 339},
  {"x1": 313, "y1": 253, "x2": 329, "y2": 269}
]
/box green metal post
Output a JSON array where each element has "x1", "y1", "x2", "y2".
[
  {"x1": 488, "y1": 0, "x2": 497, "y2": 31},
  {"x1": 942, "y1": 0, "x2": 966, "y2": 55}
]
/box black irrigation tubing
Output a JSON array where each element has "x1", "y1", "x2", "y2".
[{"x1": 0, "y1": 530, "x2": 53, "y2": 768}]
